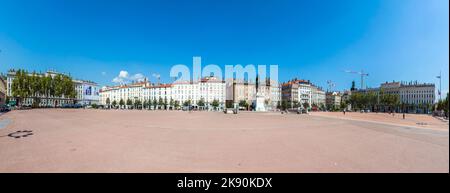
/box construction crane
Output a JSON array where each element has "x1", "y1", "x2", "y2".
[
  {"x1": 327, "y1": 80, "x2": 335, "y2": 92},
  {"x1": 345, "y1": 70, "x2": 369, "y2": 89}
]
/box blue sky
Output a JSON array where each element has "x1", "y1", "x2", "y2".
[{"x1": 0, "y1": 0, "x2": 448, "y2": 95}]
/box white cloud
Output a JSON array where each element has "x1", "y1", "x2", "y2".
[
  {"x1": 118, "y1": 70, "x2": 128, "y2": 78},
  {"x1": 152, "y1": 73, "x2": 160, "y2": 79},
  {"x1": 112, "y1": 70, "x2": 147, "y2": 84},
  {"x1": 131, "y1": 73, "x2": 146, "y2": 82},
  {"x1": 112, "y1": 77, "x2": 124, "y2": 84}
]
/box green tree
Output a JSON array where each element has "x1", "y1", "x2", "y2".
[
  {"x1": 163, "y1": 97, "x2": 168, "y2": 109},
  {"x1": 149, "y1": 99, "x2": 153, "y2": 109},
  {"x1": 293, "y1": 101, "x2": 299, "y2": 108},
  {"x1": 174, "y1": 100, "x2": 180, "y2": 109},
  {"x1": 126, "y1": 99, "x2": 132, "y2": 109},
  {"x1": 169, "y1": 98, "x2": 174, "y2": 110},
  {"x1": 366, "y1": 91, "x2": 377, "y2": 111},
  {"x1": 106, "y1": 98, "x2": 111, "y2": 108},
  {"x1": 444, "y1": 92, "x2": 449, "y2": 117},
  {"x1": 340, "y1": 101, "x2": 347, "y2": 110},
  {"x1": 265, "y1": 99, "x2": 270, "y2": 106},
  {"x1": 211, "y1": 99, "x2": 219, "y2": 110},
  {"x1": 333, "y1": 104, "x2": 341, "y2": 112},
  {"x1": 281, "y1": 100, "x2": 288, "y2": 110},
  {"x1": 152, "y1": 98, "x2": 157, "y2": 109},
  {"x1": 303, "y1": 102, "x2": 310, "y2": 110},
  {"x1": 30, "y1": 72, "x2": 41, "y2": 106},
  {"x1": 198, "y1": 97, "x2": 205, "y2": 109},
  {"x1": 183, "y1": 99, "x2": 191, "y2": 107},
  {"x1": 158, "y1": 97, "x2": 163, "y2": 109},
  {"x1": 11, "y1": 69, "x2": 30, "y2": 107},
  {"x1": 112, "y1": 100, "x2": 117, "y2": 108},
  {"x1": 62, "y1": 75, "x2": 76, "y2": 101},
  {"x1": 119, "y1": 99, "x2": 125, "y2": 109},
  {"x1": 42, "y1": 75, "x2": 53, "y2": 106},
  {"x1": 143, "y1": 99, "x2": 149, "y2": 109},
  {"x1": 52, "y1": 74, "x2": 63, "y2": 107},
  {"x1": 239, "y1": 100, "x2": 248, "y2": 110},
  {"x1": 134, "y1": 99, "x2": 142, "y2": 109},
  {"x1": 225, "y1": 100, "x2": 234, "y2": 108},
  {"x1": 5, "y1": 96, "x2": 10, "y2": 105}
]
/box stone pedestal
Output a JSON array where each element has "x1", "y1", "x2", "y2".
[{"x1": 254, "y1": 92, "x2": 266, "y2": 112}]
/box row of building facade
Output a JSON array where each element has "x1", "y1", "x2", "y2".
[
  {"x1": 2, "y1": 69, "x2": 437, "y2": 112},
  {"x1": 348, "y1": 81, "x2": 436, "y2": 112},
  {"x1": 351, "y1": 81, "x2": 436, "y2": 105},
  {"x1": 280, "y1": 79, "x2": 436, "y2": 111},
  {"x1": 99, "y1": 76, "x2": 282, "y2": 110},
  {"x1": 99, "y1": 77, "x2": 333, "y2": 111},
  {"x1": 379, "y1": 81, "x2": 435, "y2": 105}
]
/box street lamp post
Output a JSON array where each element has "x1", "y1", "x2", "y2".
[{"x1": 437, "y1": 71, "x2": 442, "y2": 101}]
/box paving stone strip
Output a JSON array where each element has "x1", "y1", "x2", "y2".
[{"x1": 0, "y1": 118, "x2": 11, "y2": 130}]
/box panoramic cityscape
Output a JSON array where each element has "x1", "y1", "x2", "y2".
[
  {"x1": 0, "y1": 0, "x2": 448, "y2": 176},
  {"x1": 0, "y1": 64, "x2": 445, "y2": 115}
]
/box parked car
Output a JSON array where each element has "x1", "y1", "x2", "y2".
[
  {"x1": 297, "y1": 107, "x2": 308, "y2": 114},
  {"x1": 62, "y1": 104, "x2": 73, "y2": 108},
  {"x1": 0, "y1": 105, "x2": 11, "y2": 112},
  {"x1": 182, "y1": 106, "x2": 192, "y2": 111}
]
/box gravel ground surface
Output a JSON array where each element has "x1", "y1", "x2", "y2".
[{"x1": 0, "y1": 109, "x2": 448, "y2": 173}]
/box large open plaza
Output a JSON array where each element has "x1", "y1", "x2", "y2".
[{"x1": 0, "y1": 109, "x2": 448, "y2": 173}]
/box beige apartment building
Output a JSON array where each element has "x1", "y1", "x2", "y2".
[
  {"x1": 281, "y1": 79, "x2": 326, "y2": 109},
  {"x1": 228, "y1": 78, "x2": 280, "y2": 110},
  {"x1": 380, "y1": 81, "x2": 435, "y2": 105},
  {"x1": 326, "y1": 91, "x2": 341, "y2": 109}
]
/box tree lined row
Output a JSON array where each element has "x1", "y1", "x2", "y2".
[
  {"x1": 105, "y1": 97, "x2": 221, "y2": 110},
  {"x1": 279, "y1": 100, "x2": 313, "y2": 110},
  {"x1": 435, "y1": 93, "x2": 449, "y2": 116},
  {"x1": 11, "y1": 69, "x2": 77, "y2": 107},
  {"x1": 347, "y1": 91, "x2": 400, "y2": 112}
]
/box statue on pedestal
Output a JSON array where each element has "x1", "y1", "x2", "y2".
[{"x1": 254, "y1": 75, "x2": 266, "y2": 112}]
